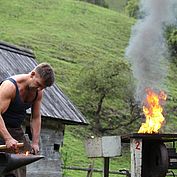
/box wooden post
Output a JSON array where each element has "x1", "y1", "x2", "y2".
[
  {"x1": 130, "y1": 138, "x2": 142, "y2": 177},
  {"x1": 103, "y1": 157, "x2": 109, "y2": 177},
  {"x1": 86, "y1": 161, "x2": 94, "y2": 177}
]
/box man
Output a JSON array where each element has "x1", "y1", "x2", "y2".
[{"x1": 0, "y1": 63, "x2": 55, "y2": 177}]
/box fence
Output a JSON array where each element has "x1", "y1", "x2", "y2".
[
  {"x1": 62, "y1": 166, "x2": 177, "y2": 177},
  {"x1": 62, "y1": 165, "x2": 131, "y2": 177}
]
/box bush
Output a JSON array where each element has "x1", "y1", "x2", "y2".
[
  {"x1": 166, "y1": 28, "x2": 177, "y2": 57},
  {"x1": 125, "y1": 0, "x2": 139, "y2": 18}
]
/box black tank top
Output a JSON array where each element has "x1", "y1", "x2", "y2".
[{"x1": 2, "y1": 78, "x2": 38, "y2": 128}]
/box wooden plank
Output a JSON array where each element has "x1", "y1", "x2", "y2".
[{"x1": 130, "y1": 138, "x2": 142, "y2": 177}]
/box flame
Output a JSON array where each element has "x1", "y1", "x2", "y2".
[
  {"x1": 25, "y1": 151, "x2": 29, "y2": 156},
  {"x1": 138, "y1": 88, "x2": 167, "y2": 134}
]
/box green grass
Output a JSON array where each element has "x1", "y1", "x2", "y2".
[{"x1": 0, "y1": 0, "x2": 134, "y2": 97}]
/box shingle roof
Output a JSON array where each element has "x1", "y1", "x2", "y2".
[{"x1": 0, "y1": 41, "x2": 88, "y2": 125}]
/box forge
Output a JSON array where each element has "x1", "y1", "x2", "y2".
[{"x1": 122, "y1": 133, "x2": 177, "y2": 177}]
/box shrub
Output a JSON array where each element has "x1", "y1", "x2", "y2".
[
  {"x1": 167, "y1": 28, "x2": 177, "y2": 57},
  {"x1": 125, "y1": 0, "x2": 139, "y2": 18}
]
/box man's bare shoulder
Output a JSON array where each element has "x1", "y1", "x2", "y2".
[
  {"x1": 0, "y1": 80, "x2": 16, "y2": 113},
  {"x1": 0, "y1": 80, "x2": 16, "y2": 97}
]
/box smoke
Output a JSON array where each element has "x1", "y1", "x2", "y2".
[{"x1": 125, "y1": 0, "x2": 177, "y2": 104}]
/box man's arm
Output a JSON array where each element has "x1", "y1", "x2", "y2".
[
  {"x1": 0, "y1": 81, "x2": 18, "y2": 148},
  {"x1": 30, "y1": 91, "x2": 43, "y2": 154}
]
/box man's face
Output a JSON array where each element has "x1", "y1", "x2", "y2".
[{"x1": 29, "y1": 71, "x2": 46, "y2": 91}]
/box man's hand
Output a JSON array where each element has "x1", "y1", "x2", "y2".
[
  {"x1": 31, "y1": 143, "x2": 39, "y2": 155},
  {"x1": 5, "y1": 137, "x2": 18, "y2": 149}
]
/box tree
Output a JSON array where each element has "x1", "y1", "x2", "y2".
[{"x1": 78, "y1": 59, "x2": 141, "y2": 135}]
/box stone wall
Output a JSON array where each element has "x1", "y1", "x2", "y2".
[{"x1": 26, "y1": 119, "x2": 65, "y2": 177}]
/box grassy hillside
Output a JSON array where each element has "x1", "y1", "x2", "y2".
[
  {"x1": 0, "y1": 0, "x2": 133, "y2": 91},
  {"x1": 0, "y1": 0, "x2": 140, "y2": 130},
  {"x1": 1, "y1": 0, "x2": 177, "y2": 176},
  {"x1": 0, "y1": 1, "x2": 134, "y2": 175}
]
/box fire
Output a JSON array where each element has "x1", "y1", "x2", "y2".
[
  {"x1": 25, "y1": 151, "x2": 29, "y2": 156},
  {"x1": 138, "y1": 88, "x2": 167, "y2": 134}
]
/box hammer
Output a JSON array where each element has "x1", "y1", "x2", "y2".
[{"x1": 0, "y1": 143, "x2": 24, "y2": 150}]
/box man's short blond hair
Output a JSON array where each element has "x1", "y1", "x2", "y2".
[{"x1": 34, "y1": 63, "x2": 55, "y2": 87}]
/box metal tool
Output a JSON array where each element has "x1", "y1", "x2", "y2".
[
  {"x1": 0, "y1": 152, "x2": 44, "y2": 175},
  {"x1": 0, "y1": 143, "x2": 24, "y2": 150}
]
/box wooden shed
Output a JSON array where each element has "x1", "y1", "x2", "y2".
[{"x1": 0, "y1": 41, "x2": 88, "y2": 177}]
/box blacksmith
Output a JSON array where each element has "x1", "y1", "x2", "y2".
[{"x1": 0, "y1": 63, "x2": 55, "y2": 177}]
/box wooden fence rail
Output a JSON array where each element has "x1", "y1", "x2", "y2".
[
  {"x1": 62, "y1": 166, "x2": 177, "y2": 177},
  {"x1": 166, "y1": 170, "x2": 177, "y2": 177},
  {"x1": 62, "y1": 166, "x2": 131, "y2": 177}
]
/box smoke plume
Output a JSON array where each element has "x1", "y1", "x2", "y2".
[{"x1": 125, "y1": 0, "x2": 177, "y2": 104}]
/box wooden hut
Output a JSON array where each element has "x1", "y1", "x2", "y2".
[{"x1": 0, "y1": 41, "x2": 88, "y2": 177}]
